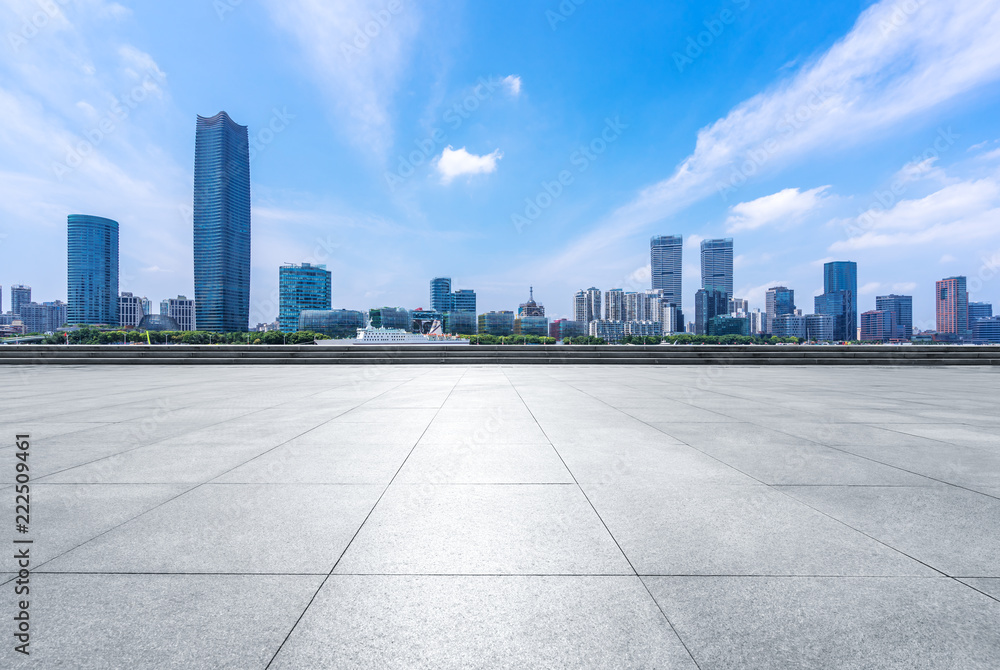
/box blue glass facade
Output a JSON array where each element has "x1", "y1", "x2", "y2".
[
  {"x1": 278, "y1": 263, "x2": 332, "y2": 332},
  {"x1": 430, "y1": 277, "x2": 453, "y2": 312},
  {"x1": 817, "y1": 261, "x2": 858, "y2": 341},
  {"x1": 650, "y1": 235, "x2": 683, "y2": 306},
  {"x1": 298, "y1": 310, "x2": 364, "y2": 338},
  {"x1": 452, "y1": 289, "x2": 476, "y2": 313},
  {"x1": 67, "y1": 214, "x2": 119, "y2": 325},
  {"x1": 700, "y1": 238, "x2": 734, "y2": 301},
  {"x1": 194, "y1": 112, "x2": 251, "y2": 333},
  {"x1": 875, "y1": 294, "x2": 913, "y2": 340}
]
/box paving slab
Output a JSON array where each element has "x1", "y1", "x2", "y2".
[
  {"x1": 45, "y1": 484, "x2": 382, "y2": 574},
  {"x1": 271, "y1": 575, "x2": 698, "y2": 669},
  {"x1": 781, "y1": 485, "x2": 1000, "y2": 576},
  {"x1": 646, "y1": 576, "x2": 1000, "y2": 670},
  {"x1": 583, "y1": 482, "x2": 933, "y2": 576},
  {"x1": 1, "y1": 574, "x2": 322, "y2": 669},
  {"x1": 335, "y1": 484, "x2": 632, "y2": 575}
]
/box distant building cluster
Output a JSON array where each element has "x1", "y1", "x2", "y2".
[{"x1": 2, "y1": 112, "x2": 996, "y2": 344}]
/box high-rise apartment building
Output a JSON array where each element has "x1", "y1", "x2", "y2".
[
  {"x1": 574, "y1": 287, "x2": 602, "y2": 324},
  {"x1": 67, "y1": 214, "x2": 119, "y2": 325},
  {"x1": 193, "y1": 111, "x2": 251, "y2": 333},
  {"x1": 765, "y1": 286, "x2": 795, "y2": 334},
  {"x1": 936, "y1": 276, "x2": 969, "y2": 339},
  {"x1": 119, "y1": 292, "x2": 146, "y2": 328},
  {"x1": 19, "y1": 301, "x2": 67, "y2": 334},
  {"x1": 279, "y1": 263, "x2": 332, "y2": 332},
  {"x1": 700, "y1": 238, "x2": 734, "y2": 301},
  {"x1": 875, "y1": 294, "x2": 913, "y2": 341},
  {"x1": 11, "y1": 285, "x2": 31, "y2": 317},
  {"x1": 650, "y1": 235, "x2": 682, "y2": 306},
  {"x1": 815, "y1": 261, "x2": 858, "y2": 341},
  {"x1": 604, "y1": 288, "x2": 626, "y2": 321}
]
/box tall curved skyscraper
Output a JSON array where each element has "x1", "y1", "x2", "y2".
[
  {"x1": 67, "y1": 214, "x2": 119, "y2": 325},
  {"x1": 193, "y1": 111, "x2": 251, "y2": 333}
]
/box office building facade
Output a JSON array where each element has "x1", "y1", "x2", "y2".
[
  {"x1": 19, "y1": 301, "x2": 67, "y2": 334},
  {"x1": 67, "y1": 214, "x2": 119, "y2": 325},
  {"x1": 815, "y1": 261, "x2": 857, "y2": 341},
  {"x1": 772, "y1": 314, "x2": 807, "y2": 339},
  {"x1": 452, "y1": 289, "x2": 477, "y2": 313},
  {"x1": 804, "y1": 313, "x2": 835, "y2": 342},
  {"x1": 969, "y1": 301, "x2": 993, "y2": 327},
  {"x1": 279, "y1": 263, "x2": 332, "y2": 332},
  {"x1": 430, "y1": 277, "x2": 453, "y2": 312},
  {"x1": 701, "y1": 238, "x2": 734, "y2": 301},
  {"x1": 973, "y1": 316, "x2": 1000, "y2": 343},
  {"x1": 514, "y1": 315, "x2": 549, "y2": 336},
  {"x1": 298, "y1": 309, "x2": 364, "y2": 338},
  {"x1": 765, "y1": 286, "x2": 795, "y2": 335},
  {"x1": 369, "y1": 307, "x2": 411, "y2": 330},
  {"x1": 860, "y1": 310, "x2": 892, "y2": 342},
  {"x1": 589, "y1": 320, "x2": 626, "y2": 343},
  {"x1": 695, "y1": 288, "x2": 727, "y2": 336},
  {"x1": 708, "y1": 315, "x2": 749, "y2": 337},
  {"x1": 875, "y1": 294, "x2": 913, "y2": 341},
  {"x1": 161, "y1": 296, "x2": 196, "y2": 331},
  {"x1": 650, "y1": 235, "x2": 682, "y2": 306},
  {"x1": 478, "y1": 311, "x2": 515, "y2": 336},
  {"x1": 193, "y1": 111, "x2": 251, "y2": 333},
  {"x1": 119, "y1": 292, "x2": 146, "y2": 328},
  {"x1": 549, "y1": 319, "x2": 585, "y2": 339}
]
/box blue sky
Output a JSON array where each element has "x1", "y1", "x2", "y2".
[{"x1": 2, "y1": 0, "x2": 1000, "y2": 329}]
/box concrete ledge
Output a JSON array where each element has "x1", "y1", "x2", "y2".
[{"x1": 2, "y1": 344, "x2": 999, "y2": 365}]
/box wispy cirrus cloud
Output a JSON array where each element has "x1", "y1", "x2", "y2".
[
  {"x1": 545, "y1": 0, "x2": 1000, "y2": 273},
  {"x1": 264, "y1": 0, "x2": 421, "y2": 158}
]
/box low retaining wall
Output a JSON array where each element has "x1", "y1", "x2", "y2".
[{"x1": 1, "y1": 344, "x2": 999, "y2": 365}]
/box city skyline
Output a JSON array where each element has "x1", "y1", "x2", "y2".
[{"x1": 1, "y1": 1, "x2": 1000, "y2": 328}]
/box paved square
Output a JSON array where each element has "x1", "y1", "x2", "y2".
[{"x1": 2, "y1": 364, "x2": 999, "y2": 668}]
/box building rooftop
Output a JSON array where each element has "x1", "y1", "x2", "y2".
[{"x1": 3, "y1": 365, "x2": 999, "y2": 668}]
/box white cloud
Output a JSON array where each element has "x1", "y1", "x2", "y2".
[
  {"x1": 501, "y1": 75, "x2": 522, "y2": 97},
  {"x1": 435, "y1": 146, "x2": 503, "y2": 184},
  {"x1": 940, "y1": 254, "x2": 957, "y2": 263},
  {"x1": 546, "y1": 0, "x2": 1000, "y2": 272},
  {"x1": 860, "y1": 281, "x2": 882, "y2": 295},
  {"x1": 725, "y1": 185, "x2": 832, "y2": 232},
  {"x1": 264, "y1": 0, "x2": 421, "y2": 158},
  {"x1": 831, "y1": 177, "x2": 1000, "y2": 251},
  {"x1": 892, "y1": 282, "x2": 917, "y2": 292}
]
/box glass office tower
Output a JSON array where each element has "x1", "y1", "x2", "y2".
[
  {"x1": 875, "y1": 294, "x2": 913, "y2": 341},
  {"x1": 193, "y1": 111, "x2": 251, "y2": 333},
  {"x1": 430, "y1": 277, "x2": 453, "y2": 312},
  {"x1": 765, "y1": 286, "x2": 795, "y2": 335},
  {"x1": 700, "y1": 238, "x2": 734, "y2": 301},
  {"x1": 816, "y1": 261, "x2": 858, "y2": 341},
  {"x1": 67, "y1": 214, "x2": 119, "y2": 325},
  {"x1": 278, "y1": 263, "x2": 332, "y2": 332},
  {"x1": 650, "y1": 235, "x2": 683, "y2": 307}
]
